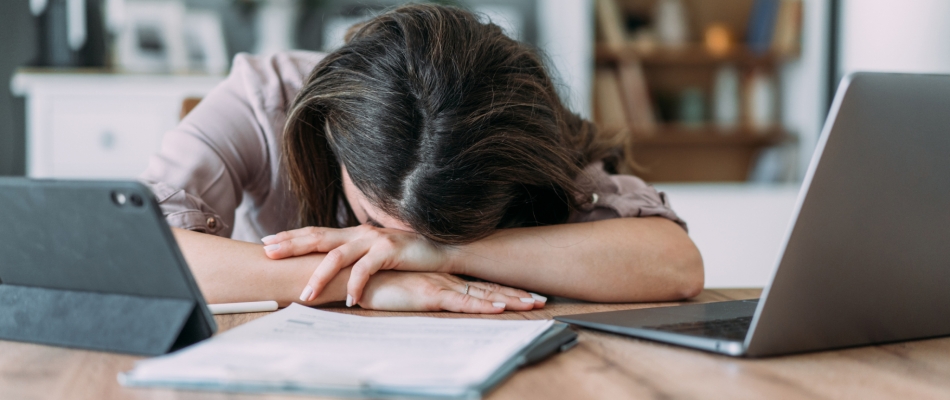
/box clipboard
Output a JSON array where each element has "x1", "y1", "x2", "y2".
[{"x1": 120, "y1": 304, "x2": 578, "y2": 399}]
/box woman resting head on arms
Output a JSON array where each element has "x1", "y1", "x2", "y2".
[{"x1": 144, "y1": 4, "x2": 703, "y2": 313}]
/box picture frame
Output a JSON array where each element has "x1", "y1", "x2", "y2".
[
  {"x1": 183, "y1": 10, "x2": 228, "y2": 75},
  {"x1": 115, "y1": 0, "x2": 188, "y2": 73}
]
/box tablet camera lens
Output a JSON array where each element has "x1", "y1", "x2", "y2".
[
  {"x1": 111, "y1": 191, "x2": 127, "y2": 206},
  {"x1": 129, "y1": 194, "x2": 144, "y2": 207}
]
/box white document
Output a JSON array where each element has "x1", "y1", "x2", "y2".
[{"x1": 120, "y1": 304, "x2": 553, "y2": 397}]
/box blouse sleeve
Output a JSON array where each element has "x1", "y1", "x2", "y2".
[
  {"x1": 138, "y1": 53, "x2": 307, "y2": 237},
  {"x1": 568, "y1": 161, "x2": 687, "y2": 231}
]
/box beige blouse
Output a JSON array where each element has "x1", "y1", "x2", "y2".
[{"x1": 139, "y1": 51, "x2": 685, "y2": 242}]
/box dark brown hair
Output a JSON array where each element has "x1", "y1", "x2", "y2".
[{"x1": 283, "y1": 4, "x2": 615, "y2": 245}]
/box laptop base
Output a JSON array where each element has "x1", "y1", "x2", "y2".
[{"x1": 555, "y1": 300, "x2": 758, "y2": 356}]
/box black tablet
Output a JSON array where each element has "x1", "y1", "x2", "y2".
[{"x1": 0, "y1": 179, "x2": 216, "y2": 355}]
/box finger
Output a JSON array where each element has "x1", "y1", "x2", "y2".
[
  {"x1": 301, "y1": 239, "x2": 371, "y2": 302},
  {"x1": 528, "y1": 292, "x2": 548, "y2": 308},
  {"x1": 263, "y1": 226, "x2": 326, "y2": 244},
  {"x1": 263, "y1": 226, "x2": 365, "y2": 256},
  {"x1": 264, "y1": 231, "x2": 353, "y2": 259},
  {"x1": 437, "y1": 290, "x2": 506, "y2": 314},
  {"x1": 263, "y1": 227, "x2": 350, "y2": 259},
  {"x1": 467, "y1": 281, "x2": 532, "y2": 299},
  {"x1": 468, "y1": 281, "x2": 544, "y2": 309},
  {"x1": 465, "y1": 285, "x2": 535, "y2": 311},
  {"x1": 347, "y1": 249, "x2": 390, "y2": 305},
  {"x1": 264, "y1": 226, "x2": 343, "y2": 242}
]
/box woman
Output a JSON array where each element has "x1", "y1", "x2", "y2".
[{"x1": 142, "y1": 4, "x2": 703, "y2": 313}]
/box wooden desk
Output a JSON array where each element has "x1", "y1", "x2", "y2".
[{"x1": 2, "y1": 289, "x2": 949, "y2": 399}]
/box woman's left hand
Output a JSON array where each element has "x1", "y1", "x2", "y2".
[{"x1": 262, "y1": 225, "x2": 452, "y2": 304}]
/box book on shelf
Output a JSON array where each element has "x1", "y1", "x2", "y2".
[
  {"x1": 595, "y1": 0, "x2": 802, "y2": 57},
  {"x1": 747, "y1": 0, "x2": 781, "y2": 54},
  {"x1": 616, "y1": 60, "x2": 657, "y2": 132},
  {"x1": 591, "y1": 0, "x2": 800, "y2": 135},
  {"x1": 596, "y1": 0, "x2": 626, "y2": 49},
  {"x1": 748, "y1": 0, "x2": 804, "y2": 55},
  {"x1": 771, "y1": 0, "x2": 803, "y2": 56},
  {"x1": 594, "y1": 67, "x2": 628, "y2": 129}
]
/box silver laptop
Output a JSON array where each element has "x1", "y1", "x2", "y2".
[{"x1": 555, "y1": 72, "x2": 950, "y2": 357}]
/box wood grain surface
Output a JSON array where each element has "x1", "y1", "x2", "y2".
[{"x1": 2, "y1": 289, "x2": 949, "y2": 400}]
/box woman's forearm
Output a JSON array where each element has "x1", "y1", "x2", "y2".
[
  {"x1": 449, "y1": 217, "x2": 704, "y2": 302},
  {"x1": 172, "y1": 227, "x2": 348, "y2": 307}
]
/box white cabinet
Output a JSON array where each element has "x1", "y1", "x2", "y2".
[{"x1": 11, "y1": 72, "x2": 224, "y2": 179}]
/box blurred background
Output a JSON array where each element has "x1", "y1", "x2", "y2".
[{"x1": 1, "y1": 0, "x2": 948, "y2": 288}]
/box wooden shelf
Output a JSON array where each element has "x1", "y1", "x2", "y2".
[
  {"x1": 591, "y1": 0, "x2": 803, "y2": 182},
  {"x1": 595, "y1": 43, "x2": 798, "y2": 67},
  {"x1": 617, "y1": 125, "x2": 795, "y2": 182},
  {"x1": 630, "y1": 125, "x2": 790, "y2": 145}
]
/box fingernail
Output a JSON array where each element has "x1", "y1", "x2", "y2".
[
  {"x1": 299, "y1": 285, "x2": 313, "y2": 302},
  {"x1": 492, "y1": 302, "x2": 506, "y2": 309},
  {"x1": 261, "y1": 235, "x2": 277, "y2": 244},
  {"x1": 264, "y1": 243, "x2": 280, "y2": 252},
  {"x1": 529, "y1": 292, "x2": 547, "y2": 303},
  {"x1": 520, "y1": 297, "x2": 535, "y2": 303},
  {"x1": 346, "y1": 294, "x2": 354, "y2": 307}
]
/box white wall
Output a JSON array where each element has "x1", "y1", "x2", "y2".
[
  {"x1": 779, "y1": 0, "x2": 830, "y2": 180},
  {"x1": 537, "y1": 0, "x2": 594, "y2": 118},
  {"x1": 656, "y1": 184, "x2": 801, "y2": 288},
  {"x1": 840, "y1": 0, "x2": 950, "y2": 75}
]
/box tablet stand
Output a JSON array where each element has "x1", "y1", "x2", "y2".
[{"x1": 0, "y1": 284, "x2": 204, "y2": 356}]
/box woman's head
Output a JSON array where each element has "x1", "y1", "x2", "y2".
[{"x1": 284, "y1": 4, "x2": 611, "y2": 245}]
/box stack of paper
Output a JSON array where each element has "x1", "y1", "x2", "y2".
[{"x1": 120, "y1": 304, "x2": 560, "y2": 398}]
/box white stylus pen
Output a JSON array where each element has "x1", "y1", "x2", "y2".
[{"x1": 207, "y1": 301, "x2": 279, "y2": 315}]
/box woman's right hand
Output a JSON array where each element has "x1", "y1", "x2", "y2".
[{"x1": 341, "y1": 271, "x2": 542, "y2": 313}]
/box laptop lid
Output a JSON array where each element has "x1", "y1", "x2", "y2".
[
  {"x1": 557, "y1": 72, "x2": 950, "y2": 357},
  {"x1": 744, "y1": 72, "x2": 950, "y2": 356}
]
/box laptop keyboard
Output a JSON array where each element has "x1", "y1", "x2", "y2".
[{"x1": 645, "y1": 316, "x2": 753, "y2": 341}]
